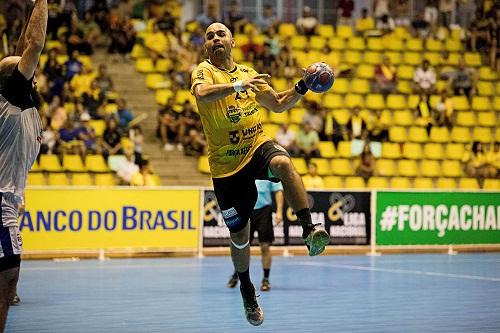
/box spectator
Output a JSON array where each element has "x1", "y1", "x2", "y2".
[
  {"x1": 177, "y1": 101, "x2": 199, "y2": 147},
  {"x1": 70, "y1": 65, "x2": 96, "y2": 98},
  {"x1": 275, "y1": 123, "x2": 298, "y2": 156},
  {"x1": 131, "y1": 160, "x2": 157, "y2": 186},
  {"x1": 434, "y1": 89, "x2": 455, "y2": 130},
  {"x1": 39, "y1": 117, "x2": 60, "y2": 156},
  {"x1": 367, "y1": 109, "x2": 389, "y2": 142},
  {"x1": 438, "y1": 0, "x2": 453, "y2": 28},
  {"x1": 59, "y1": 119, "x2": 84, "y2": 156},
  {"x1": 438, "y1": 50, "x2": 455, "y2": 80},
  {"x1": 456, "y1": 0, "x2": 476, "y2": 31},
  {"x1": 183, "y1": 127, "x2": 207, "y2": 156},
  {"x1": 296, "y1": 121, "x2": 320, "y2": 161},
  {"x1": 225, "y1": 0, "x2": 247, "y2": 34},
  {"x1": 255, "y1": 4, "x2": 278, "y2": 34},
  {"x1": 486, "y1": 142, "x2": 499, "y2": 178},
  {"x1": 327, "y1": 113, "x2": 345, "y2": 148},
  {"x1": 90, "y1": 0, "x2": 110, "y2": 33},
  {"x1": 303, "y1": 101, "x2": 327, "y2": 140},
  {"x1": 346, "y1": 106, "x2": 368, "y2": 140},
  {"x1": 355, "y1": 8, "x2": 375, "y2": 36},
  {"x1": 373, "y1": 0, "x2": 390, "y2": 21},
  {"x1": 424, "y1": 0, "x2": 439, "y2": 37},
  {"x1": 47, "y1": 95, "x2": 67, "y2": 130},
  {"x1": 255, "y1": 42, "x2": 277, "y2": 77},
  {"x1": 392, "y1": 0, "x2": 410, "y2": 27},
  {"x1": 470, "y1": 10, "x2": 492, "y2": 52},
  {"x1": 64, "y1": 50, "x2": 83, "y2": 81},
  {"x1": 130, "y1": 126, "x2": 144, "y2": 165},
  {"x1": 337, "y1": 0, "x2": 355, "y2": 26},
  {"x1": 376, "y1": 14, "x2": 395, "y2": 34},
  {"x1": 490, "y1": 9, "x2": 500, "y2": 71},
  {"x1": 356, "y1": 144, "x2": 376, "y2": 184},
  {"x1": 240, "y1": 31, "x2": 262, "y2": 62},
  {"x1": 65, "y1": 16, "x2": 93, "y2": 55},
  {"x1": 81, "y1": 80, "x2": 105, "y2": 119},
  {"x1": 77, "y1": 113, "x2": 99, "y2": 155},
  {"x1": 462, "y1": 141, "x2": 489, "y2": 187},
  {"x1": 413, "y1": 60, "x2": 436, "y2": 95},
  {"x1": 302, "y1": 162, "x2": 324, "y2": 189},
  {"x1": 415, "y1": 94, "x2": 434, "y2": 135},
  {"x1": 157, "y1": 99, "x2": 181, "y2": 151},
  {"x1": 102, "y1": 117, "x2": 124, "y2": 158},
  {"x1": 296, "y1": 6, "x2": 318, "y2": 36},
  {"x1": 43, "y1": 48, "x2": 65, "y2": 99},
  {"x1": 144, "y1": 23, "x2": 169, "y2": 63},
  {"x1": 95, "y1": 64, "x2": 114, "y2": 96},
  {"x1": 116, "y1": 98, "x2": 133, "y2": 133},
  {"x1": 374, "y1": 56, "x2": 397, "y2": 96},
  {"x1": 78, "y1": 10, "x2": 101, "y2": 51},
  {"x1": 156, "y1": 10, "x2": 176, "y2": 33},
  {"x1": 276, "y1": 46, "x2": 298, "y2": 81},
  {"x1": 449, "y1": 58, "x2": 477, "y2": 99},
  {"x1": 264, "y1": 26, "x2": 280, "y2": 56},
  {"x1": 196, "y1": 4, "x2": 218, "y2": 29},
  {"x1": 47, "y1": 0, "x2": 64, "y2": 40},
  {"x1": 117, "y1": 151, "x2": 140, "y2": 185},
  {"x1": 411, "y1": 12, "x2": 431, "y2": 38},
  {"x1": 108, "y1": 15, "x2": 136, "y2": 60}
]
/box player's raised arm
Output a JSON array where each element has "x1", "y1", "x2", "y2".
[
  {"x1": 18, "y1": 0, "x2": 48, "y2": 80},
  {"x1": 15, "y1": 2, "x2": 36, "y2": 56}
]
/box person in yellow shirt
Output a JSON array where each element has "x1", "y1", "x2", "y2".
[
  {"x1": 191, "y1": 22, "x2": 329, "y2": 326},
  {"x1": 144, "y1": 23, "x2": 169, "y2": 63},
  {"x1": 486, "y1": 142, "x2": 499, "y2": 178},
  {"x1": 462, "y1": 142, "x2": 490, "y2": 186},
  {"x1": 302, "y1": 162, "x2": 325, "y2": 189},
  {"x1": 355, "y1": 8, "x2": 375, "y2": 36}
]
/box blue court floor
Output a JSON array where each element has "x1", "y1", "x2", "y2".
[{"x1": 6, "y1": 253, "x2": 500, "y2": 333}]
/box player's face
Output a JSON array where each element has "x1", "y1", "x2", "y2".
[{"x1": 205, "y1": 24, "x2": 234, "y2": 59}]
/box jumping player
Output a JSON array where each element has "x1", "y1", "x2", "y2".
[
  {"x1": 0, "y1": 0, "x2": 47, "y2": 330},
  {"x1": 191, "y1": 22, "x2": 330, "y2": 326}
]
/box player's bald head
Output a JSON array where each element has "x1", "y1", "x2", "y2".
[
  {"x1": 205, "y1": 23, "x2": 232, "y2": 39},
  {"x1": 0, "y1": 56, "x2": 21, "y2": 88}
]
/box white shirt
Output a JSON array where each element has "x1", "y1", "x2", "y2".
[
  {"x1": 117, "y1": 159, "x2": 139, "y2": 183},
  {"x1": 275, "y1": 128, "x2": 295, "y2": 147},
  {"x1": 414, "y1": 67, "x2": 436, "y2": 89}
]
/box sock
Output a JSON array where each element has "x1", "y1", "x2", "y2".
[
  {"x1": 237, "y1": 269, "x2": 252, "y2": 291},
  {"x1": 296, "y1": 208, "x2": 314, "y2": 239},
  {"x1": 263, "y1": 268, "x2": 270, "y2": 279},
  {"x1": 232, "y1": 271, "x2": 238, "y2": 278}
]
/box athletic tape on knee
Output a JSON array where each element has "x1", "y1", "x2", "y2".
[{"x1": 231, "y1": 239, "x2": 250, "y2": 250}]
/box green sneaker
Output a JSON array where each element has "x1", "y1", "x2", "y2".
[
  {"x1": 303, "y1": 227, "x2": 330, "y2": 256},
  {"x1": 240, "y1": 284, "x2": 264, "y2": 326}
]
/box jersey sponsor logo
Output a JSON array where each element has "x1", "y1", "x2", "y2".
[
  {"x1": 197, "y1": 69, "x2": 204, "y2": 80},
  {"x1": 226, "y1": 105, "x2": 242, "y2": 123},
  {"x1": 225, "y1": 146, "x2": 251, "y2": 156},
  {"x1": 221, "y1": 207, "x2": 242, "y2": 228},
  {"x1": 229, "y1": 130, "x2": 240, "y2": 144},
  {"x1": 221, "y1": 207, "x2": 237, "y2": 219},
  {"x1": 227, "y1": 123, "x2": 263, "y2": 145}
]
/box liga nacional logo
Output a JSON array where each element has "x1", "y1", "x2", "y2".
[{"x1": 226, "y1": 105, "x2": 242, "y2": 124}]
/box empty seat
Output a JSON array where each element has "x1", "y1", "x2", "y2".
[
  {"x1": 452, "y1": 96, "x2": 470, "y2": 111},
  {"x1": 445, "y1": 143, "x2": 465, "y2": 160},
  {"x1": 135, "y1": 58, "x2": 155, "y2": 73},
  {"x1": 365, "y1": 94, "x2": 385, "y2": 110},
  {"x1": 398, "y1": 160, "x2": 418, "y2": 177},
  {"x1": 477, "y1": 81, "x2": 494, "y2": 96},
  {"x1": 318, "y1": 141, "x2": 335, "y2": 158},
  {"x1": 48, "y1": 173, "x2": 69, "y2": 186},
  {"x1": 429, "y1": 127, "x2": 450, "y2": 143},
  {"x1": 40, "y1": 155, "x2": 62, "y2": 172},
  {"x1": 459, "y1": 178, "x2": 480, "y2": 189},
  {"x1": 450, "y1": 127, "x2": 471, "y2": 143},
  {"x1": 198, "y1": 156, "x2": 210, "y2": 174},
  {"x1": 62, "y1": 154, "x2": 86, "y2": 172},
  {"x1": 382, "y1": 143, "x2": 401, "y2": 159},
  {"x1": 464, "y1": 52, "x2": 482, "y2": 66},
  {"x1": 269, "y1": 111, "x2": 288, "y2": 124},
  {"x1": 85, "y1": 155, "x2": 109, "y2": 172},
  {"x1": 408, "y1": 127, "x2": 429, "y2": 143},
  {"x1": 324, "y1": 176, "x2": 343, "y2": 189},
  {"x1": 402, "y1": 143, "x2": 423, "y2": 159},
  {"x1": 425, "y1": 39, "x2": 442, "y2": 52},
  {"x1": 483, "y1": 179, "x2": 500, "y2": 190},
  {"x1": 424, "y1": 143, "x2": 444, "y2": 160},
  {"x1": 376, "y1": 159, "x2": 396, "y2": 177},
  {"x1": 336, "y1": 141, "x2": 352, "y2": 158},
  {"x1": 351, "y1": 79, "x2": 370, "y2": 94},
  {"x1": 291, "y1": 158, "x2": 308, "y2": 175},
  {"x1": 403, "y1": 52, "x2": 422, "y2": 65},
  {"x1": 420, "y1": 160, "x2": 441, "y2": 177},
  {"x1": 436, "y1": 177, "x2": 456, "y2": 189},
  {"x1": 331, "y1": 78, "x2": 349, "y2": 94},
  {"x1": 441, "y1": 160, "x2": 462, "y2": 177},
  {"x1": 477, "y1": 112, "x2": 496, "y2": 127},
  {"x1": 310, "y1": 158, "x2": 331, "y2": 176},
  {"x1": 368, "y1": 177, "x2": 389, "y2": 189},
  {"x1": 387, "y1": 95, "x2": 407, "y2": 110},
  {"x1": 389, "y1": 126, "x2": 408, "y2": 143},
  {"x1": 397, "y1": 65, "x2": 414, "y2": 80},
  {"x1": 344, "y1": 50, "x2": 362, "y2": 65},
  {"x1": 414, "y1": 177, "x2": 434, "y2": 189},
  {"x1": 393, "y1": 110, "x2": 413, "y2": 126},
  {"x1": 357, "y1": 64, "x2": 374, "y2": 79},
  {"x1": 71, "y1": 173, "x2": 93, "y2": 186},
  {"x1": 348, "y1": 37, "x2": 365, "y2": 50},
  {"x1": 390, "y1": 177, "x2": 411, "y2": 189},
  {"x1": 336, "y1": 25, "x2": 353, "y2": 39},
  {"x1": 323, "y1": 94, "x2": 343, "y2": 109},
  {"x1": 345, "y1": 177, "x2": 366, "y2": 188},
  {"x1": 471, "y1": 96, "x2": 491, "y2": 112},
  {"x1": 472, "y1": 127, "x2": 493, "y2": 143},
  {"x1": 27, "y1": 173, "x2": 46, "y2": 186},
  {"x1": 94, "y1": 173, "x2": 117, "y2": 186},
  {"x1": 331, "y1": 159, "x2": 353, "y2": 176},
  {"x1": 317, "y1": 24, "x2": 334, "y2": 38},
  {"x1": 406, "y1": 38, "x2": 423, "y2": 51},
  {"x1": 455, "y1": 112, "x2": 476, "y2": 127}
]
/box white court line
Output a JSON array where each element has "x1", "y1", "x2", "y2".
[
  {"x1": 289, "y1": 262, "x2": 500, "y2": 282},
  {"x1": 21, "y1": 262, "x2": 227, "y2": 272}
]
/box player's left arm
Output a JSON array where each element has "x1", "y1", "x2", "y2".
[
  {"x1": 256, "y1": 86, "x2": 304, "y2": 114},
  {"x1": 274, "y1": 190, "x2": 284, "y2": 224}
]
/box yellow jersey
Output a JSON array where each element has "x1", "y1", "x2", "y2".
[{"x1": 191, "y1": 60, "x2": 271, "y2": 178}]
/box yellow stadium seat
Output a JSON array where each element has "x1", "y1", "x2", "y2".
[
  {"x1": 323, "y1": 94, "x2": 343, "y2": 109},
  {"x1": 135, "y1": 58, "x2": 155, "y2": 73},
  {"x1": 317, "y1": 24, "x2": 334, "y2": 38},
  {"x1": 336, "y1": 141, "x2": 352, "y2": 158},
  {"x1": 155, "y1": 58, "x2": 173, "y2": 73},
  {"x1": 356, "y1": 64, "x2": 374, "y2": 79},
  {"x1": 278, "y1": 23, "x2": 296, "y2": 37},
  {"x1": 351, "y1": 79, "x2": 370, "y2": 94},
  {"x1": 397, "y1": 80, "x2": 412, "y2": 94},
  {"x1": 40, "y1": 155, "x2": 62, "y2": 172},
  {"x1": 429, "y1": 127, "x2": 450, "y2": 143},
  {"x1": 131, "y1": 44, "x2": 147, "y2": 59},
  {"x1": 290, "y1": 35, "x2": 307, "y2": 50},
  {"x1": 441, "y1": 160, "x2": 462, "y2": 177},
  {"x1": 408, "y1": 127, "x2": 429, "y2": 143},
  {"x1": 436, "y1": 178, "x2": 456, "y2": 189},
  {"x1": 397, "y1": 65, "x2": 414, "y2": 80},
  {"x1": 471, "y1": 96, "x2": 490, "y2": 112},
  {"x1": 382, "y1": 143, "x2": 401, "y2": 159},
  {"x1": 336, "y1": 25, "x2": 353, "y2": 39},
  {"x1": 392, "y1": 110, "x2": 412, "y2": 126},
  {"x1": 494, "y1": 96, "x2": 500, "y2": 111},
  {"x1": 447, "y1": 52, "x2": 461, "y2": 66},
  {"x1": 30, "y1": 160, "x2": 41, "y2": 172},
  {"x1": 318, "y1": 141, "x2": 335, "y2": 158},
  {"x1": 478, "y1": 112, "x2": 496, "y2": 127},
  {"x1": 407, "y1": 94, "x2": 420, "y2": 108},
  {"x1": 328, "y1": 37, "x2": 345, "y2": 50},
  {"x1": 233, "y1": 34, "x2": 248, "y2": 46},
  {"x1": 331, "y1": 159, "x2": 353, "y2": 176},
  {"x1": 272, "y1": 77, "x2": 288, "y2": 92},
  {"x1": 331, "y1": 78, "x2": 349, "y2": 95},
  {"x1": 425, "y1": 39, "x2": 443, "y2": 52},
  {"x1": 364, "y1": 51, "x2": 381, "y2": 64},
  {"x1": 304, "y1": 91, "x2": 321, "y2": 104},
  {"x1": 398, "y1": 160, "x2": 418, "y2": 177},
  {"x1": 385, "y1": 51, "x2": 402, "y2": 65},
  {"x1": 104, "y1": 103, "x2": 118, "y2": 115},
  {"x1": 291, "y1": 158, "x2": 308, "y2": 175},
  {"x1": 95, "y1": 173, "x2": 116, "y2": 186},
  {"x1": 155, "y1": 89, "x2": 174, "y2": 106},
  {"x1": 424, "y1": 52, "x2": 441, "y2": 66},
  {"x1": 198, "y1": 156, "x2": 210, "y2": 174},
  {"x1": 368, "y1": 177, "x2": 389, "y2": 189},
  {"x1": 389, "y1": 95, "x2": 408, "y2": 111},
  {"x1": 423, "y1": 143, "x2": 444, "y2": 160},
  {"x1": 472, "y1": 127, "x2": 493, "y2": 143},
  {"x1": 406, "y1": 38, "x2": 423, "y2": 51},
  {"x1": 464, "y1": 52, "x2": 482, "y2": 67},
  {"x1": 87, "y1": 120, "x2": 105, "y2": 137},
  {"x1": 344, "y1": 94, "x2": 364, "y2": 108},
  {"x1": 445, "y1": 39, "x2": 461, "y2": 52},
  {"x1": 452, "y1": 96, "x2": 470, "y2": 111},
  {"x1": 365, "y1": 94, "x2": 385, "y2": 110},
  {"x1": 445, "y1": 143, "x2": 465, "y2": 160},
  {"x1": 403, "y1": 143, "x2": 423, "y2": 159},
  {"x1": 348, "y1": 37, "x2": 365, "y2": 51},
  {"x1": 176, "y1": 89, "x2": 195, "y2": 105},
  {"x1": 484, "y1": 179, "x2": 500, "y2": 190},
  {"x1": 345, "y1": 176, "x2": 366, "y2": 188},
  {"x1": 384, "y1": 37, "x2": 404, "y2": 52},
  {"x1": 403, "y1": 52, "x2": 422, "y2": 66},
  {"x1": 420, "y1": 160, "x2": 441, "y2": 177},
  {"x1": 390, "y1": 177, "x2": 411, "y2": 189},
  {"x1": 27, "y1": 173, "x2": 46, "y2": 186},
  {"x1": 478, "y1": 66, "x2": 498, "y2": 81},
  {"x1": 332, "y1": 109, "x2": 350, "y2": 125},
  {"x1": 456, "y1": 112, "x2": 476, "y2": 127},
  {"x1": 311, "y1": 158, "x2": 331, "y2": 176},
  {"x1": 48, "y1": 173, "x2": 69, "y2": 186},
  {"x1": 343, "y1": 50, "x2": 362, "y2": 65},
  {"x1": 85, "y1": 155, "x2": 109, "y2": 173},
  {"x1": 414, "y1": 177, "x2": 434, "y2": 189},
  {"x1": 71, "y1": 173, "x2": 93, "y2": 186},
  {"x1": 232, "y1": 48, "x2": 244, "y2": 62},
  {"x1": 367, "y1": 38, "x2": 383, "y2": 51},
  {"x1": 62, "y1": 155, "x2": 86, "y2": 172},
  {"x1": 477, "y1": 81, "x2": 494, "y2": 96},
  {"x1": 289, "y1": 108, "x2": 306, "y2": 124},
  {"x1": 145, "y1": 73, "x2": 165, "y2": 89},
  {"x1": 459, "y1": 178, "x2": 480, "y2": 189},
  {"x1": 263, "y1": 123, "x2": 279, "y2": 139},
  {"x1": 389, "y1": 126, "x2": 408, "y2": 143},
  {"x1": 450, "y1": 127, "x2": 471, "y2": 143},
  {"x1": 376, "y1": 159, "x2": 396, "y2": 177},
  {"x1": 269, "y1": 111, "x2": 288, "y2": 124},
  {"x1": 309, "y1": 36, "x2": 327, "y2": 50},
  {"x1": 324, "y1": 176, "x2": 342, "y2": 188}
]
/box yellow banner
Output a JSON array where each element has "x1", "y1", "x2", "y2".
[{"x1": 21, "y1": 188, "x2": 200, "y2": 251}]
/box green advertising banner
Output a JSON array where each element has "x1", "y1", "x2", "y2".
[{"x1": 376, "y1": 191, "x2": 500, "y2": 245}]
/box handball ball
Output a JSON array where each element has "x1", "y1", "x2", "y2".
[{"x1": 303, "y1": 62, "x2": 334, "y2": 93}]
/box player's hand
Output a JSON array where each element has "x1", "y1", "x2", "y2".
[
  {"x1": 275, "y1": 211, "x2": 283, "y2": 225},
  {"x1": 241, "y1": 74, "x2": 270, "y2": 91}
]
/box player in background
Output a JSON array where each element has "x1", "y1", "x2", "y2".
[
  {"x1": 0, "y1": 0, "x2": 47, "y2": 330},
  {"x1": 191, "y1": 22, "x2": 330, "y2": 326},
  {"x1": 227, "y1": 180, "x2": 284, "y2": 292}
]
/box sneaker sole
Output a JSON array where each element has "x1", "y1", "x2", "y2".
[
  {"x1": 246, "y1": 313, "x2": 264, "y2": 326},
  {"x1": 306, "y1": 229, "x2": 330, "y2": 256}
]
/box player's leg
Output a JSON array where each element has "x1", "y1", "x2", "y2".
[
  {"x1": 0, "y1": 258, "x2": 20, "y2": 332},
  {"x1": 259, "y1": 242, "x2": 271, "y2": 291},
  {"x1": 269, "y1": 155, "x2": 329, "y2": 256},
  {"x1": 254, "y1": 206, "x2": 273, "y2": 291}
]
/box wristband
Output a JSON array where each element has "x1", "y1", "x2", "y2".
[
  {"x1": 294, "y1": 79, "x2": 308, "y2": 95},
  {"x1": 233, "y1": 80, "x2": 244, "y2": 93}
]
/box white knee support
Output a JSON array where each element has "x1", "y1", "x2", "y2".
[{"x1": 231, "y1": 239, "x2": 250, "y2": 250}]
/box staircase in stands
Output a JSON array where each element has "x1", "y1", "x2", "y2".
[{"x1": 92, "y1": 51, "x2": 211, "y2": 186}]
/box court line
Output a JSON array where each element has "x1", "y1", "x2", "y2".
[
  {"x1": 21, "y1": 262, "x2": 228, "y2": 272},
  {"x1": 289, "y1": 262, "x2": 500, "y2": 282}
]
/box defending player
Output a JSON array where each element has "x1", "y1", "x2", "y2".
[
  {"x1": 191, "y1": 22, "x2": 330, "y2": 326},
  {"x1": 0, "y1": 0, "x2": 47, "y2": 330},
  {"x1": 226, "y1": 180, "x2": 284, "y2": 292}
]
